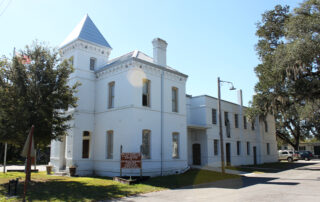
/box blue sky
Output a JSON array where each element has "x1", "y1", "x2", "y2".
[{"x1": 0, "y1": 0, "x2": 302, "y2": 106}]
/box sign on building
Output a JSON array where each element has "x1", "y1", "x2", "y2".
[{"x1": 120, "y1": 153, "x2": 141, "y2": 169}]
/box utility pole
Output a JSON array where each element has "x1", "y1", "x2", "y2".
[
  {"x1": 217, "y1": 77, "x2": 236, "y2": 174},
  {"x1": 217, "y1": 77, "x2": 225, "y2": 173}
]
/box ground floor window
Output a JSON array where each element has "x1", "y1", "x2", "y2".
[
  {"x1": 214, "y1": 139, "x2": 219, "y2": 155},
  {"x1": 247, "y1": 142, "x2": 250, "y2": 155},
  {"x1": 106, "y1": 130, "x2": 114, "y2": 159},
  {"x1": 142, "y1": 130, "x2": 151, "y2": 159},
  {"x1": 172, "y1": 132, "x2": 179, "y2": 159},
  {"x1": 82, "y1": 131, "x2": 90, "y2": 159},
  {"x1": 237, "y1": 141, "x2": 241, "y2": 155},
  {"x1": 299, "y1": 146, "x2": 306, "y2": 151},
  {"x1": 267, "y1": 143, "x2": 270, "y2": 155}
]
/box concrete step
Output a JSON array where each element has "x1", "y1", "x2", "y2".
[{"x1": 54, "y1": 170, "x2": 68, "y2": 176}]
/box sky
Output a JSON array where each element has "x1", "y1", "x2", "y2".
[{"x1": 0, "y1": 0, "x2": 303, "y2": 106}]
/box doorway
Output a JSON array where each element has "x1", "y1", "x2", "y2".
[
  {"x1": 60, "y1": 136, "x2": 67, "y2": 170},
  {"x1": 192, "y1": 144, "x2": 201, "y2": 165},
  {"x1": 253, "y1": 146, "x2": 257, "y2": 165},
  {"x1": 226, "y1": 143, "x2": 231, "y2": 166}
]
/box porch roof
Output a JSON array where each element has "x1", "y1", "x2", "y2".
[{"x1": 187, "y1": 124, "x2": 211, "y2": 130}]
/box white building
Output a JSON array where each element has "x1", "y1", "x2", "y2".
[{"x1": 50, "y1": 15, "x2": 278, "y2": 177}]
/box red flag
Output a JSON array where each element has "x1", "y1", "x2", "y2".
[{"x1": 15, "y1": 52, "x2": 31, "y2": 64}]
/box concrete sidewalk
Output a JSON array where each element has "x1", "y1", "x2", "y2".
[{"x1": 0, "y1": 165, "x2": 47, "y2": 172}]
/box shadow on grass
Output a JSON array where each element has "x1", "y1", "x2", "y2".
[
  {"x1": 0, "y1": 179, "x2": 134, "y2": 201},
  {"x1": 141, "y1": 169, "x2": 240, "y2": 189}
]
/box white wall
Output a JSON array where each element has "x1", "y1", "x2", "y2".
[{"x1": 186, "y1": 95, "x2": 278, "y2": 167}]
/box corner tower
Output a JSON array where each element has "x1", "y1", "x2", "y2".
[{"x1": 50, "y1": 15, "x2": 112, "y2": 175}]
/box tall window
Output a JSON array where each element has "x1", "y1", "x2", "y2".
[
  {"x1": 90, "y1": 57, "x2": 96, "y2": 70},
  {"x1": 172, "y1": 132, "x2": 179, "y2": 158},
  {"x1": 267, "y1": 143, "x2": 270, "y2": 155},
  {"x1": 264, "y1": 120, "x2": 268, "y2": 132},
  {"x1": 142, "y1": 79, "x2": 150, "y2": 107},
  {"x1": 214, "y1": 139, "x2": 219, "y2": 155},
  {"x1": 224, "y1": 112, "x2": 229, "y2": 126},
  {"x1": 172, "y1": 87, "x2": 178, "y2": 112},
  {"x1": 243, "y1": 116, "x2": 247, "y2": 129},
  {"x1": 108, "y1": 82, "x2": 115, "y2": 109},
  {"x1": 142, "y1": 130, "x2": 151, "y2": 159},
  {"x1": 212, "y1": 109, "x2": 217, "y2": 124},
  {"x1": 82, "y1": 131, "x2": 90, "y2": 158},
  {"x1": 247, "y1": 142, "x2": 250, "y2": 155},
  {"x1": 251, "y1": 121, "x2": 255, "y2": 131},
  {"x1": 225, "y1": 111, "x2": 230, "y2": 137},
  {"x1": 106, "y1": 130, "x2": 113, "y2": 159},
  {"x1": 69, "y1": 56, "x2": 74, "y2": 66},
  {"x1": 237, "y1": 141, "x2": 241, "y2": 155},
  {"x1": 234, "y1": 114, "x2": 239, "y2": 128}
]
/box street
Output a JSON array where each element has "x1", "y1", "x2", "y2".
[{"x1": 114, "y1": 160, "x2": 320, "y2": 202}]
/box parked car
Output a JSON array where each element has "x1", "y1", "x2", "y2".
[
  {"x1": 299, "y1": 151, "x2": 314, "y2": 161},
  {"x1": 278, "y1": 150, "x2": 298, "y2": 162},
  {"x1": 293, "y1": 151, "x2": 300, "y2": 161}
]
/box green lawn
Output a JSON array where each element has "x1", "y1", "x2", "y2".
[{"x1": 0, "y1": 169, "x2": 239, "y2": 201}]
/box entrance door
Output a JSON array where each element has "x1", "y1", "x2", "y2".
[
  {"x1": 253, "y1": 146, "x2": 257, "y2": 165},
  {"x1": 192, "y1": 144, "x2": 201, "y2": 165},
  {"x1": 226, "y1": 143, "x2": 231, "y2": 166}
]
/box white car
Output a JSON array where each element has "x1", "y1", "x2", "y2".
[{"x1": 278, "y1": 150, "x2": 298, "y2": 162}]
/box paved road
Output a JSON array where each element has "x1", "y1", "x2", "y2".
[{"x1": 113, "y1": 160, "x2": 320, "y2": 202}]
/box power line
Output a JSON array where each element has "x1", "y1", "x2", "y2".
[{"x1": 0, "y1": 0, "x2": 12, "y2": 17}]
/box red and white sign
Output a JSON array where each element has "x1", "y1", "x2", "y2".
[{"x1": 121, "y1": 153, "x2": 141, "y2": 169}]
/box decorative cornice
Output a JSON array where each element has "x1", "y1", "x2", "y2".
[{"x1": 60, "y1": 40, "x2": 111, "y2": 58}]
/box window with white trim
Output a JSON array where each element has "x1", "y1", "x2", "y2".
[
  {"x1": 172, "y1": 132, "x2": 179, "y2": 158},
  {"x1": 142, "y1": 130, "x2": 151, "y2": 159}
]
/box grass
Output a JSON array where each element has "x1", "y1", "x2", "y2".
[{"x1": 0, "y1": 169, "x2": 239, "y2": 201}]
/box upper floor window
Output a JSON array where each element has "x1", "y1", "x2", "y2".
[
  {"x1": 251, "y1": 121, "x2": 255, "y2": 131},
  {"x1": 225, "y1": 111, "x2": 230, "y2": 137},
  {"x1": 108, "y1": 81, "x2": 115, "y2": 109},
  {"x1": 90, "y1": 57, "x2": 96, "y2": 70},
  {"x1": 224, "y1": 112, "x2": 229, "y2": 126},
  {"x1": 142, "y1": 130, "x2": 151, "y2": 159},
  {"x1": 82, "y1": 131, "x2": 90, "y2": 159},
  {"x1": 234, "y1": 114, "x2": 239, "y2": 128},
  {"x1": 172, "y1": 87, "x2": 178, "y2": 112},
  {"x1": 264, "y1": 120, "x2": 268, "y2": 132},
  {"x1": 212, "y1": 109, "x2": 217, "y2": 124},
  {"x1": 142, "y1": 79, "x2": 150, "y2": 107},
  {"x1": 243, "y1": 116, "x2": 247, "y2": 129},
  {"x1": 172, "y1": 132, "x2": 179, "y2": 159},
  {"x1": 69, "y1": 56, "x2": 74, "y2": 66}
]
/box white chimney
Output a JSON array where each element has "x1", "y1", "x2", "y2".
[{"x1": 152, "y1": 38, "x2": 168, "y2": 67}]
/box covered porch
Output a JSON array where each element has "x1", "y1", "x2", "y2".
[{"x1": 187, "y1": 124, "x2": 210, "y2": 167}]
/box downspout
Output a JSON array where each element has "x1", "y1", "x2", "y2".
[{"x1": 160, "y1": 70, "x2": 164, "y2": 176}]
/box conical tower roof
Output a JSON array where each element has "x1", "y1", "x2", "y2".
[{"x1": 60, "y1": 14, "x2": 111, "y2": 49}]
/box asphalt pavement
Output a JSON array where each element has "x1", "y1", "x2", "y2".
[{"x1": 112, "y1": 160, "x2": 320, "y2": 202}]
